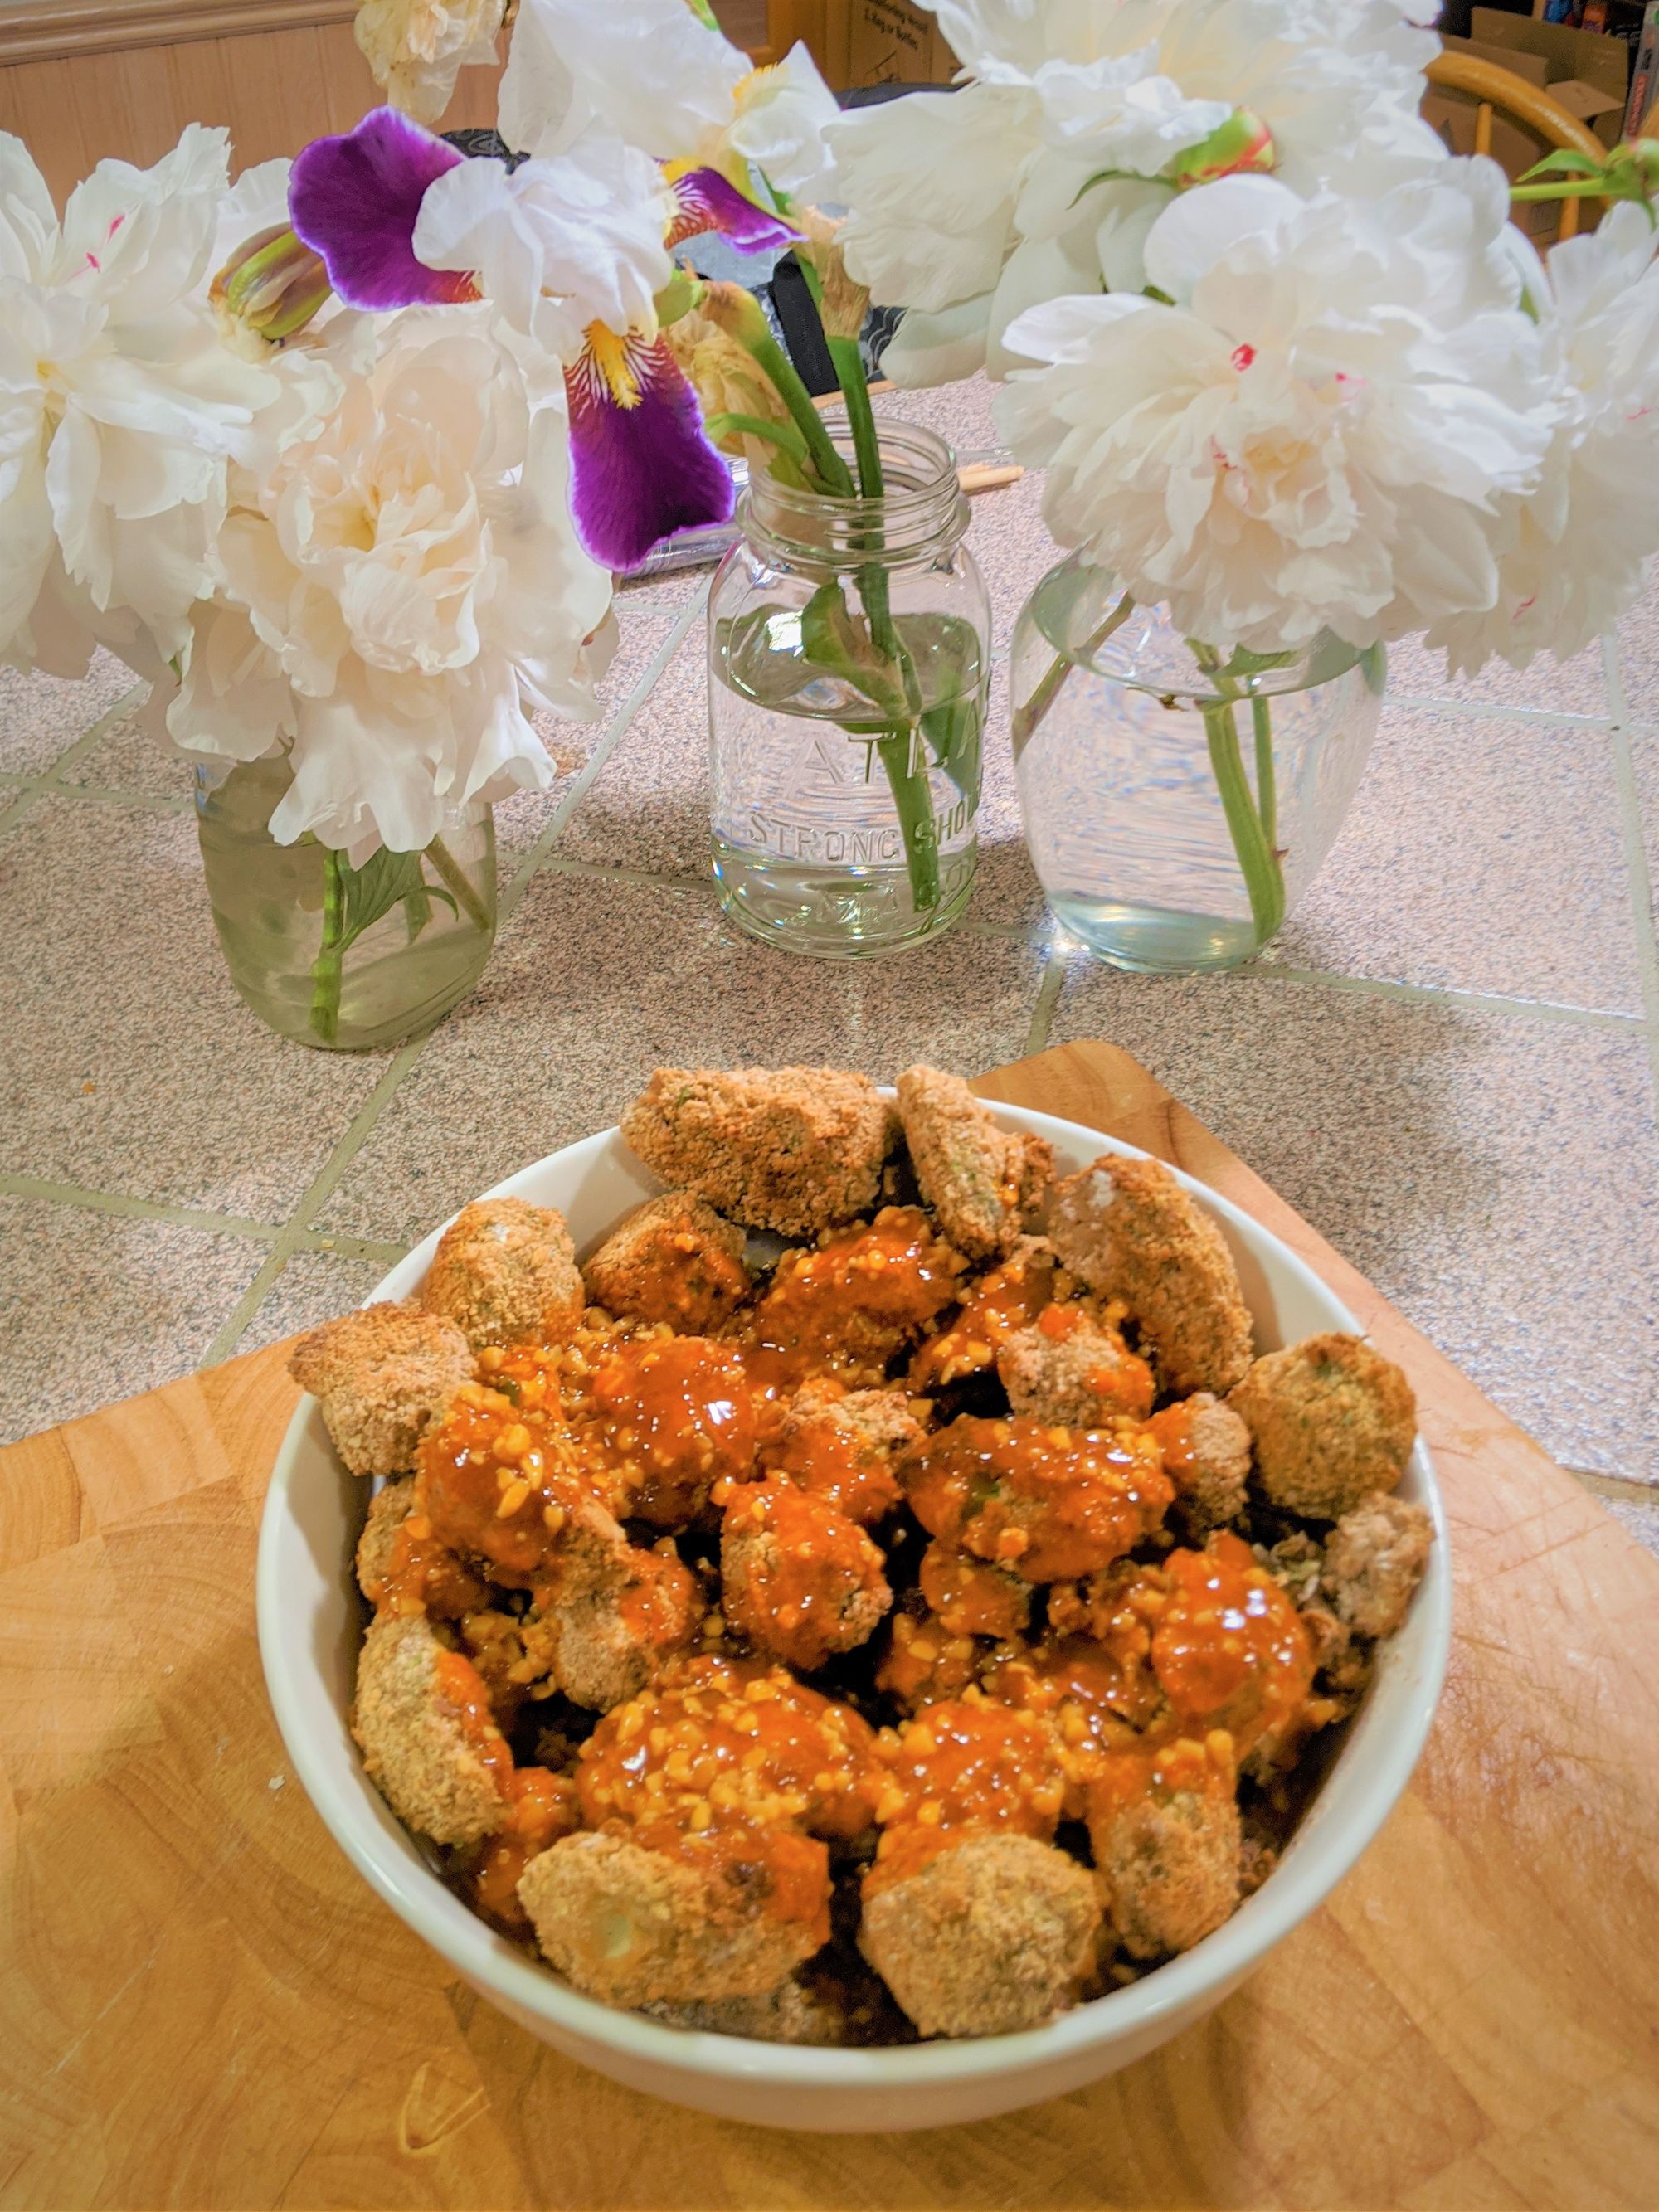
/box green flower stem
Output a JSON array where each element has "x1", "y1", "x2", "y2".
[
  {"x1": 426, "y1": 834, "x2": 491, "y2": 934},
  {"x1": 310, "y1": 847, "x2": 346, "y2": 1046},
  {"x1": 742, "y1": 326, "x2": 855, "y2": 497},
  {"x1": 1012, "y1": 591, "x2": 1136, "y2": 747},
  {"x1": 1251, "y1": 691, "x2": 1277, "y2": 856},
  {"x1": 1201, "y1": 693, "x2": 1285, "y2": 946},
  {"x1": 702, "y1": 411, "x2": 811, "y2": 466}
]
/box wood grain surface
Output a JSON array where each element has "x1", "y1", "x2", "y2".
[{"x1": 3, "y1": 1040, "x2": 1657, "y2": 2211}]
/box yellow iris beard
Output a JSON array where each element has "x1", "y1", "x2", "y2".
[{"x1": 585, "y1": 323, "x2": 643, "y2": 410}]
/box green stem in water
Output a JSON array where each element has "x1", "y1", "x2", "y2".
[
  {"x1": 310, "y1": 847, "x2": 346, "y2": 1046},
  {"x1": 702, "y1": 411, "x2": 811, "y2": 466},
  {"x1": 1201, "y1": 693, "x2": 1284, "y2": 946},
  {"x1": 426, "y1": 834, "x2": 491, "y2": 934},
  {"x1": 1013, "y1": 591, "x2": 1136, "y2": 748},
  {"x1": 1251, "y1": 691, "x2": 1277, "y2": 857}
]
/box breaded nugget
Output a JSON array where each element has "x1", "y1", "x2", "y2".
[
  {"x1": 290, "y1": 1302, "x2": 473, "y2": 1477},
  {"x1": 1145, "y1": 1393, "x2": 1252, "y2": 1538},
  {"x1": 917, "y1": 1541, "x2": 1031, "y2": 1641},
  {"x1": 762, "y1": 1378, "x2": 923, "y2": 1526},
  {"x1": 859, "y1": 1832, "x2": 1102, "y2": 2038},
  {"x1": 642, "y1": 1974, "x2": 850, "y2": 2044},
  {"x1": 1228, "y1": 1333, "x2": 1415, "y2": 1520},
  {"x1": 355, "y1": 1475, "x2": 416, "y2": 1604},
  {"x1": 621, "y1": 1066, "x2": 896, "y2": 1237},
  {"x1": 1089, "y1": 1740, "x2": 1241, "y2": 1961},
  {"x1": 518, "y1": 1825, "x2": 830, "y2": 2008},
  {"x1": 996, "y1": 1305, "x2": 1155, "y2": 1426},
  {"x1": 351, "y1": 1613, "x2": 509, "y2": 1847},
  {"x1": 1048, "y1": 1155, "x2": 1253, "y2": 1396},
  {"x1": 592, "y1": 1334, "x2": 758, "y2": 1529},
  {"x1": 528, "y1": 1529, "x2": 700, "y2": 1712},
  {"x1": 1322, "y1": 1490, "x2": 1433, "y2": 1638},
  {"x1": 722, "y1": 1480, "x2": 892, "y2": 1671},
  {"x1": 419, "y1": 1198, "x2": 584, "y2": 1352},
  {"x1": 895, "y1": 1066, "x2": 1052, "y2": 1260},
  {"x1": 875, "y1": 1612, "x2": 982, "y2": 1713},
  {"x1": 909, "y1": 1236, "x2": 1062, "y2": 1392},
  {"x1": 582, "y1": 1191, "x2": 751, "y2": 1334},
  {"x1": 739, "y1": 1208, "x2": 967, "y2": 1390}
]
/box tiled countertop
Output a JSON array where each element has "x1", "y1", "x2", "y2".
[{"x1": 2, "y1": 377, "x2": 1656, "y2": 1558}]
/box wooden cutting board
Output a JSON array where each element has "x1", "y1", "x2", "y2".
[{"x1": 3, "y1": 1040, "x2": 1657, "y2": 2212}]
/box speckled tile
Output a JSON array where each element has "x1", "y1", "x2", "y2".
[
  {"x1": 58, "y1": 707, "x2": 193, "y2": 800},
  {"x1": 1385, "y1": 630, "x2": 1609, "y2": 720},
  {"x1": 967, "y1": 467, "x2": 1060, "y2": 651},
  {"x1": 0, "y1": 798, "x2": 391, "y2": 1218},
  {"x1": 871, "y1": 377, "x2": 1009, "y2": 460},
  {"x1": 1273, "y1": 705, "x2": 1642, "y2": 1014},
  {"x1": 0, "y1": 652, "x2": 143, "y2": 780},
  {"x1": 0, "y1": 1198, "x2": 266, "y2": 1445},
  {"x1": 234, "y1": 1248, "x2": 397, "y2": 1355},
  {"x1": 1048, "y1": 968, "x2": 1659, "y2": 1485},
  {"x1": 1613, "y1": 574, "x2": 1659, "y2": 724},
  {"x1": 318, "y1": 869, "x2": 1048, "y2": 1244},
  {"x1": 559, "y1": 624, "x2": 708, "y2": 876}
]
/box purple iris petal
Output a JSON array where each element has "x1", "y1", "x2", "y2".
[
  {"x1": 666, "y1": 168, "x2": 800, "y2": 255},
  {"x1": 289, "y1": 108, "x2": 478, "y2": 310},
  {"x1": 567, "y1": 331, "x2": 735, "y2": 573}
]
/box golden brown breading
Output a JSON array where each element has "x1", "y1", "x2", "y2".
[
  {"x1": 1322, "y1": 1490, "x2": 1433, "y2": 1638},
  {"x1": 641, "y1": 1975, "x2": 850, "y2": 2044},
  {"x1": 1089, "y1": 1755, "x2": 1241, "y2": 1960},
  {"x1": 350, "y1": 1613, "x2": 508, "y2": 1847},
  {"x1": 1048, "y1": 1155, "x2": 1253, "y2": 1397},
  {"x1": 354, "y1": 1475, "x2": 416, "y2": 1605},
  {"x1": 996, "y1": 1306, "x2": 1155, "y2": 1427},
  {"x1": 764, "y1": 1379, "x2": 925, "y2": 1527},
  {"x1": 721, "y1": 1481, "x2": 892, "y2": 1671},
  {"x1": 525, "y1": 1522, "x2": 700, "y2": 1712},
  {"x1": 581, "y1": 1191, "x2": 751, "y2": 1334},
  {"x1": 859, "y1": 1832, "x2": 1102, "y2": 2038},
  {"x1": 621, "y1": 1066, "x2": 897, "y2": 1237},
  {"x1": 1228, "y1": 1333, "x2": 1416, "y2": 1520},
  {"x1": 518, "y1": 1826, "x2": 830, "y2": 2008},
  {"x1": 418, "y1": 1198, "x2": 585, "y2": 1352},
  {"x1": 289, "y1": 1302, "x2": 474, "y2": 1477},
  {"x1": 895, "y1": 1065, "x2": 1052, "y2": 1260},
  {"x1": 1145, "y1": 1393, "x2": 1252, "y2": 1539}
]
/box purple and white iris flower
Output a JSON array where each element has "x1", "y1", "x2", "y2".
[{"x1": 287, "y1": 105, "x2": 797, "y2": 571}]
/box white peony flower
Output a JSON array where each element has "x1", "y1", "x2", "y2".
[
  {"x1": 1427, "y1": 204, "x2": 1659, "y2": 674},
  {"x1": 993, "y1": 166, "x2": 1561, "y2": 652},
  {"x1": 354, "y1": 0, "x2": 505, "y2": 127},
  {"x1": 499, "y1": 0, "x2": 747, "y2": 161},
  {"x1": 0, "y1": 126, "x2": 280, "y2": 672},
  {"x1": 832, "y1": 0, "x2": 1443, "y2": 388},
  {"x1": 167, "y1": 310, "x2": 614, "y2": 860}
]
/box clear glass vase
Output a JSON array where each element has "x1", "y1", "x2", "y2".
[
  {"x1": 195, "y1": 754, "x2": 497, "y2": 1051},
  {"x1": 708, "y1": 417, "x2": 990, "y2": 959},
  {"x1": 1010, "y1": 554, "x2": 1386, "y2": 974}
]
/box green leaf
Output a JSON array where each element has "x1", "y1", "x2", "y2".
[
  {"x1": 800, "y1": 581, "x2": 910, "y2": 721},
  {"x1": 1360, "y1": 641, "x2": 1387, "y2": 696},
  {"x1": 919, "y1": 693, "x2": 983, "y2": 808},
  {"x1": 335, "y1": 848, "x2": 453, "y2": 955},
  {"x1": 1518, "y1": 149, "x2": 1602, "y2": 180},
  {"x1": 1215, "y1": 644, "x2": 1300, "y2": 680}
]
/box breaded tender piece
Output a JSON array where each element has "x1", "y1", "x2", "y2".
[
  {"x1": 765, "y1": 1378, "x2": 924, "y2": 1526},
  {"x1": 895, "y1": 1066, "x2": 1052, "y2": 1260},
  {"x1": 419, "y1": 1198, "x2": 584, "y2": 1352},
  {"x1": 997, "y1": 1306, "x2": 1155, "y2": 1427},
  {"x1": 518, "y1": 1826, "x2": 830, "y2": 2008},
  {"x1": 582, "y1": 1191, "x2": 751, "y2": 1334},
  {"x1": 290, "y1": 1302, "x2": 474, "y2": 1477},
  {"x1": 1089, "y1": 1748, "x2": 1241, "y2": 1960},
  {"x1": 642, "y1": 1976, "x2": 849, "y2": 2045},
  {"x1": 351, "y1": 1613, "x2": 508, "y2": 1847},
  {"x1": 355, "y1": 1475, "x2": 416, "y2": 1604},
  {"x1": 1322, "y1": 1490, "x2": 1433, "y2": 1638},
  {"x1": 722, "y1": 1480, "x2": 892, "y2": 1672},
  {"x1": 1048, "y1": 1155, "x2": 1253, "y2": 1397},
  {"x1": 527, "y1": 1523, "x2": 699, "y2": 1712},
  {"x1": 621, "y1": 1066, "x2": 896, "y2": 1237},
  {"x1": 859, "y1": 1833, "x2": 1102, "y2": 2038},
  {"x1": 1228, "y1": 1333, "x2": 1416, "y2": 1521},
  {"x1": 1146, "y1": 1393, "x2": 1252, "y2": 1539}
]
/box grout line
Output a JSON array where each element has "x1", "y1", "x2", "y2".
[
  {"x1": 294, "y1": 1228, "x2": 411, "y2": 1264},
  {"x1": 0, "y1": 777, "x2": 192, "y2": 816},
  {"x1": 0, "y1": 1174, "x2": 283, "y2": 1242},
  {"x1": 1569, "y1": 1466, "x2": 1658, "y2": 1505},
  {"x1": 539, "y1": 855, "x2": 711, "y2": 894},
  {"x1": 503, "y1": 587, "x2": 709, "y2": 917},
  {"x1": 199, "y1": 1031, "x2": 435, "y2": 1364},
  {"x1": 0, "y1": 789, "x2": 38, "y2": 843},
  {"x1": 1384, "y1": 693, "x2": 1609, "y2": 730},
  {"x1": 1248, "y1": 959, "x2": 1646, "y2": 1031},
  {"x1": 1022, "y1": 949, "x2": 1068, "y2": 1056}
]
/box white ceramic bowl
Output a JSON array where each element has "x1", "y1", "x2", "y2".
[{"x1": 257, "y1": 1101, "x2": 1451, "y2": 2133}]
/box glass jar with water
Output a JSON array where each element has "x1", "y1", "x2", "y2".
[
  {"x1": 708, "y1": 416, "x2": 990, "y2": 959},
  {"x1": 1010, "y1": 554, "x2": 1386, "y2": 973}
]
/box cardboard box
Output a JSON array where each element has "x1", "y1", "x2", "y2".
[
  {"x1": 1470, "y1": 5, "x2": 1629, "y2": 141},
  {"x1": 844, "y1": 1, "x2": 956, "y2": 85},
  {"x1": 1424, "y1": 43, "x2": 1563, "y2": 236}
]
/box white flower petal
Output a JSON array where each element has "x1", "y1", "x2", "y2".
[
  {"x1": 500, "y1": 0, "x2": 745, "y2": 160},
  {"x1": 1142, "y1": 173, "x2": 1302, "y2": 304}
]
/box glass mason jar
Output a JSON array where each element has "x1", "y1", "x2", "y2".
[
  {"x1": 708, "y1": 418, "x2": 991, "y2": 959},
  {"x1": 1010, "y1": 554, "x2": 1386, "y2": 974},
  {"x1": 195, "y1": 754, "x2": 497, "y2": 1051}
]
